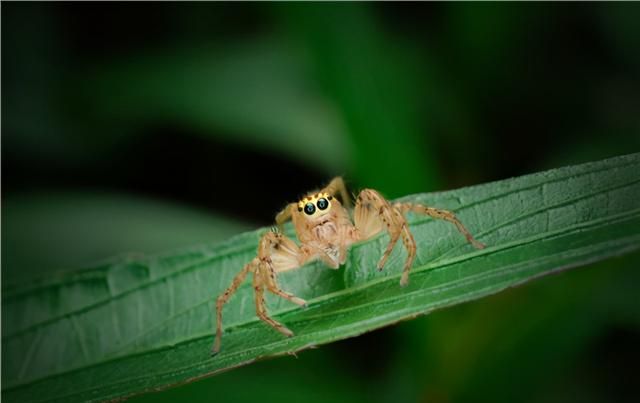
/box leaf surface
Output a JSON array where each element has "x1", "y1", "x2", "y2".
[{"x1": 3, "y1": 153, "x2": 640, "y2": 402}]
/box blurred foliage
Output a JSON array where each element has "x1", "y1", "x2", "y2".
[
  {"x1": 2, "y1": 192, "x2": 251, "y2": 285},
  {"x1": 2, "y1": 2, "x2": 639, "y2": 403},
  {"x1": 275, "y1": 3, "x2": 440, "y2": 195},
  {"x1": 79, "y1": 38, "x2": 351, "y2": 172}
]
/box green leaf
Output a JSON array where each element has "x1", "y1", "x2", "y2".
[{"x1": 3, "y1": 153, "x2": 640, "y2": 402}]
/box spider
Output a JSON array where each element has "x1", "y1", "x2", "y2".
[{"x1": 212, "y1": 177, "x2": 484, "y2": 355}]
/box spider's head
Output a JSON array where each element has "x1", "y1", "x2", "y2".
[{"x1": 296, "y1": 192, "x2": 335, "y2": 220}]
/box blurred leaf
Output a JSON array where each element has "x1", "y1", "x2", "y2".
[
  {"x1": 3, "y1": 153, "x2": 640, "y2": 402},
  {"x1": 599, "y1": 3, "x2": 640, "y2": 67},
  {"x1": 2, "y1": 193, "x2": 251, "y2": 285},
  {"x1": 1, "y1": 4, "x2": 74, "y2": 160},
  {"x1": 78, "y1": 38, "x2": 349, "y2": 172},
  {"x1": 130, "y1": 346, "x2": 368, "y2": 403},
  {"x1": 276, "y1": 3, "x2": 440, "y2": 196}
]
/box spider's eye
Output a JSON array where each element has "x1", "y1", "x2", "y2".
[
  {"x1": 317, "y1": 198, "x2": 329, "y2": 210},
  {"x1": 304, "y1": 202, "x2": 316, "y2": 215}
]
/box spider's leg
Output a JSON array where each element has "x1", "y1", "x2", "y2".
[
  {"x1": 259, "y1": 231, "x2": 311, "y2": 306},
  {"x1": 214, "y1": 218, "x2": 358, "y2": 354},
  {"x1": 261, "y1": 249, "x2": 307, "y2": 308},
  {"x1": 397, "y1": 223, "x2": 417, "y2": 286},
  {"x1": 393, "y1": 202, "x2": 485, "y2": 250},
  {"x1": 354, "y1": 189, "x2": 415, "y2": 286},
  {"x1": 213, "y1": 259, "x2": 255, "y2": 355},
  {"x1": 320, "y1": 176, "x2": 352, "y2": 208},
  {"x1": 254, "y1": 231, "x2": 331, "y2": 336},
  {"x1": 259, "y1": 231, "x2": 304, "y2": 272},
  {"x1": 275, "y1": 203, "x2": 297, "y2": 232},
  {"x1": 253, "y1": 266, "x2": 294, "y2": 337}
]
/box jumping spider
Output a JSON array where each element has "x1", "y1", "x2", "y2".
[{"x1": 212, "y1": 177, "x2": 484, "y2": 355}]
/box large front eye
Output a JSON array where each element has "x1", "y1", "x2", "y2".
[
  {"x1": 304, "y1": 202, "x2": 316, "y2": 215},
  {"x1": 317, "y1": 198, "x2": 329, "y2": 210}
]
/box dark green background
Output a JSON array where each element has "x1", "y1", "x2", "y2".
[{"x1": 2, "y1": 3, "x2": 639, "y2": 402}]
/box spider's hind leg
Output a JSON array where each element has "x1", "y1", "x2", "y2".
[
  {"x1": 212, "y1": 231, "x2": 310, "y2": 355},
  {"x1": 213, "y1": 259, "x2": 255, "y2": 355},
  {"x1": 253, "y1": 265, "x2": 294, "y2": 338},
  {"x1": 253, "y1": 231, "x2": 309, "y2": 336}
]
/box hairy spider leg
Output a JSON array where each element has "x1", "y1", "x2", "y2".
[
  {"x1": 275, "y1": 203, "x2": 296, "y2": 231},
  {"x1": 213, "y1": 259, "x2": 254, "y2": 355},
  {"x1": 393, "y1": 202, "x2": 486, "y2": 250},
  {"x1": 320, "y1": 176, "x2": 352, "y2": 208},
  {"x1": 398, "y1": 223, "x2": 417, "y2": 286},
  {"x1": 253, "y1": 265, "x2": 294, "y2": 338},
  {"x1": 261, "y1": 257, "x2": 307, "y2": 307},
  {"x1": 353, "y1": 189, "x2": 417, "y2": 286},
  {"x1": 394, "y1": 202, "x2": 485, "y2": 285},
  {"x1": 213, "y1": 231, "x2": 330, "y2": 355}
]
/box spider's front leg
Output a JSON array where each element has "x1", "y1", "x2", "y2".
[
  {"x1": 212, "y1": 231, "x2": 310, "y2": 356},
  {"x1": 354, "y1": 189, "x2": 417, "y2": 286},
  {"x1": 354, "y1": 189, "x2": 485, "y2": 287},
  {"x1": 321, "y1": 176, "x2": 352, "y2": 208},
  {"x1": 393, "y1": 202, "x2": 485, "y2": 250}
]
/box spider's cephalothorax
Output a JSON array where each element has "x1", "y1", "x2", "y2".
[{"x1": 212, "y1": 177, "x2": 484, "y2": 355}]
